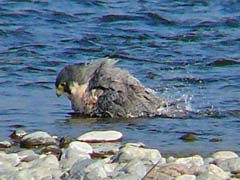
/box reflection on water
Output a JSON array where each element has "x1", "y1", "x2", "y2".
[{"x1": 0, "y1": 0, "x2": 240, "y2": 155}]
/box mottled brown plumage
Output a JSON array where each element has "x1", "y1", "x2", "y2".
[{"x1": 55, "y1": 59, "x2": 172, "y2": 118}]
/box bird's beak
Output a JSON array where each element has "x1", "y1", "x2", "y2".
[{"x1": 56, "y1": 86, "x2": 64, "y2": 97}]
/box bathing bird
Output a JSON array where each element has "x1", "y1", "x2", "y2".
[{"x1": 55, "y1": 58, "x2": 171, "y2": 118}]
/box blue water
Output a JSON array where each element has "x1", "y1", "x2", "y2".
[{"x1": 0, "y1": 0, "x2": 239, "y2": 156}]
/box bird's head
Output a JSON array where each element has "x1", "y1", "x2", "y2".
[
  {"x1": 55, "y1": 59, "x2": 117, "y2": 101},
  {"x1": 55, "y1": 63, "x2": 90, "y2": 98}
]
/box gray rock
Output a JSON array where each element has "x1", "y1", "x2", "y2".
[
  {"x1": 28, "y1": 167, "x2": 62, "y2": 180},
  {"x1": 17, "y1": 149, "x2": 39, "y2": 162},
  {"x1": 176, "y1": 174, "x2": 196, "y2": 180},
  {"x1": 167, "y1": 156, "x2": 176, "y2": 163},
  {"x1": 196, "y1": 164, "x2": 231, "y2": 180},
  {"x1": 0, "y1": 141, "x2": 11, "y2": 148},
  {"x1": 175, "y1": 155, "x2": 204, "y2": 169},
  {"x1": 217, "y1": 157, "x2": 240, "y2": 173},
  {"x1": 120, "y1": 159, "x2": 147, "y2": 179},
  {"x1": 84, "y1": 160, "x2": 108, "y2": 180},
  {"x1": 115, "y1": 173, "x2": 144, "y2": 180},
  {"x1": 8, "y1": 170, "x2": 30, "y2": 180},
  {"x1": 10, "y1": 130, "x2": 27, "y2": 140},
  {"x1": 68, "y1": 141, "x2": 93, "y2": 154},
  {"x1": 0, "y1": 152, "x2": 20, "y2": 167},
  {"x1": 25, "y1": 154, "x2": 59, "y2": 169},
  {"x1": 60, "y1": 142, "x2": 91, "y2": 170},
  {"x1": 69, "y1": 159, "x2": 94, "y2": 179},
  {"x1": 103, "y1": 163, "x2": 118, "y2": 175},
  {"x1": 41, "y1": 145, "x2": 62, "y2": 158},
  {"x1": 0, "y1": 159, "x2": 17, "y2": 178},
  {"x1": 212, "y1": 151, "x2": 238, "y2": 161},
  {"x1": 158, "y1": 163, "x2": 190, "y2": 177},
  {"x1": 204, "y1": 157, "x2": 214, "y2": 165},
  {"x1": 17, "y1": 154, "x2": 62, "y2": 179},
  {"x1": 20, "y1": 131, "x2": 56, "y2": 148},
  {"x1": 115, "y1": 143, "x2": 161, "y2": 165},
  {"x1": 77, "y1": 130, "x2": 123, "y2": 143},
  {"x1": 91, "y1": 142, "x2": 121, "y2": 158},
  {"x1": 125, "y1": 142, "x2": 145, "y2": 147},
  {"x1": 160, "y1": 173, "x2": 175, "y2": 180},
  {"x1": 0, "y1": 154, "x2": 62, "y2": 180}
]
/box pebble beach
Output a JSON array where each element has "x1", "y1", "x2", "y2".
[{"x1": 0, "y1": 129, "x2": 239, "y2": 180}]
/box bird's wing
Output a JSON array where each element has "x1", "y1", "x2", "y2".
[{"x1": 88, "y1": 61, "x2": 164, "y2": 117}]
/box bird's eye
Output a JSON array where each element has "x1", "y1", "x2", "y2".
[{"x1": 60, "y1": 82, "x2": 66, "y2": 87}]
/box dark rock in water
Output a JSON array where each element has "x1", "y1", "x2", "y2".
[
  {"x1": 20, "y1": 131, "x2": 56, "y2": 148},
  {"x1": 180, "y1": 133, "x2": 198, "y2": 142},
  {"x1": 209, "y1": 138, "x2": 223, "y2": 143},
  {"x1": 10, "y1": 130, "x2": 27, "y2": 141},
  {"x1": 146, "y1": 71, "x2": 158, "y2": 79}
]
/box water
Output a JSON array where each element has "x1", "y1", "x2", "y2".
[{"x1": 0, "y1": 0, "x2": 239, "y2": 156}]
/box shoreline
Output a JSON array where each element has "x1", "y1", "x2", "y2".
[{"x1": 0, "y1": 130, "x2": 239, "y2": 180}]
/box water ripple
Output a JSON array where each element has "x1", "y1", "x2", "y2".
[
  {"x1": 100, "y1": 14, "x2": 142, "y2": 22},
  {"x1": 207, "y1": 58, "x2": 240, "y2": 67}
]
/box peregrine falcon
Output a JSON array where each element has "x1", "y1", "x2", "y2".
[{"x1": 55, "y1": 59, "x2": 171, "y2": 118}]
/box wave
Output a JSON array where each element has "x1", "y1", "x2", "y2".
[{"x1": 207, "y1": 58, "x2": 240, "y2": 67}]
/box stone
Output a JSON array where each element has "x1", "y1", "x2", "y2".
[
  {"x1": 115, "y1": 173, "x2": 145, "y2": 180},
  {"x1": 217, "y1": 157, "x2": 240, "y2": 173},
  {"x1": 16, "y1": 154, "x2": 62, "y2": 179},
  {"x1": 144, "y1": 172, "x2": 173, "y2": 180},
  {"x1": 180, "y1": 133, "x2": 198, "y2": 142},
  {"x1": 20, "y1": 131, "x2": 56, "y2": 148},
  {"x1": 197, "y1": 164, "x2": 231, "y2": 180},
  {"x1": 69, "y1": 159, "x2": 94, "y2": 179},
  {"x1": 212, "y1": 151, "x2": 238, "y2": 161},
  {"x1": 176, "y1": 174, "x2": 196, "y2": 180},
  {"x1": 10, "y1": 130, "x2": 27, "y2": 141},
  {"x1": 175, "y1": 155, "x2": 204, "y2": 168},
  {"x1": 167, "y1": 156, "x2": 176, "y2": 163},
  {"x1": 125, "y1": 142, "x2": 145, "y2": 147},
  {"x1": 30, "y1": 167, "x2": 62, "y2": 180},
  {"x1": 77, "y1": 130, "x2": 123, "y2": 143},
  {"x1": 120, "y1": 159, "x2": 147, "y2": 178},
  {"x1": 209, "y1": 138, "x2": 223, "y2": 142},
  {"x1": 8, "y1": 170, "x2": 31, "y2": 180},
  {"x1": 158, "y1": 163, "x2": 190, "y2": 177},
  {"x1": 0, "y1": 159, "x2": 17, "y2": 178},
  {"x1": 60, "y1": 147, "x2": 91, "y2": 170},
  {"x1": 0, "y1": 152, "x2": 20, "y2": 167},
  {"x1": 0, "y1": 141, "x2": 12, "y2": 148},
  {"x1": 84, "y1": 160, "x2": 108, "y2": 179},
  {"x1": 68, "y1": 141, "x2": 93, "y2": 154},
  {"x1": 204, "y1": 157, "x2": 214, "y2": 165},
  {"x1": 26, "y1": 154, "x2": 59, "y2": 169},
  {"x1": 104, "y1": 163, "x2": 118, "y2": 175},
  {"x1": 115, "y1": 143, "x2": 161, "y2": 165},
  {"x1": 17, "y1": 149, "x2": 39, "y2": 162},
  {"x1": 91, "y1": 142, "x2": 121, "y2": 158},
  {"x1": 41, "y1": 145, "x2": 62, "y2": 159}
]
